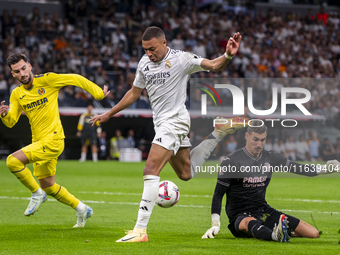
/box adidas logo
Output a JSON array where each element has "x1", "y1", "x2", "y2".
[
  {"x1": 155, "y1": 138, "x2": 162, "y2": 143},
  {"x1": 139, "y1": 206, "x2": 148, "y2": 211},
  {"x1": 144, "y1": 66, "x2": 149, "y2": 72}
]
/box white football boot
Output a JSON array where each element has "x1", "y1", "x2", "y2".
[
  {"x1": 24, "y1": 191, "x2": 47, "y2": 216},
  {"x1": 116, "y1": 228, "x2": 149, "y2": 242},
  {"x1": 73, "y1": 205, "x2": 93, "y2": 228},
  {"x1": 272, "y1": 214, "x2": 290, "y2": 242}
]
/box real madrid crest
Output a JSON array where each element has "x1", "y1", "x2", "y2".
[
  {"x1": 165, "y1": 60, "x2": 171, "y2": 69},
  {"x1": 38, "y1": 88, "x2": 45, "y2": 95}
]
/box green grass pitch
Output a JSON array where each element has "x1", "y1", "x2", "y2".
[{"x1": 0, "y1": 160, "x2": 339, "y2": 254}]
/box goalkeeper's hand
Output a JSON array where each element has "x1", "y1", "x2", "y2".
[
  {"x1": 319, "y1": 160, "x2": 340, "y2": 174},
  {"x1": 202, "y1": 220, "x2": 220, "y2": 239}
]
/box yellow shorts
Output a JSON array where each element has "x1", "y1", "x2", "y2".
[{"x1": 22, "y1": 139, "x2": 64, "y2": 179}]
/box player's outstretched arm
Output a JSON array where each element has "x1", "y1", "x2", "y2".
[
  {"x1": 90, "y1": 86, "x2": 143, "y2": 126},
  {"x1": 201, "y1": 32, "x2": 242, "y2": 72},
  {"x1": 202, "y1": 182, "x2": 227, "y2": 239},
  {"x1": 47, "y1": 73, "x2": 110, "y2": 100}
]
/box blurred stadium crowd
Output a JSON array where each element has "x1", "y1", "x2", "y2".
[
  {"x1": 0, "y1": 0, "x2": 339, "y2": 113},
  {"x1": 217, "y1": 130, "x2": 339, "y2": 162}
]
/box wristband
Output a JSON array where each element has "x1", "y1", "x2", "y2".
[
  {"x1": 224, "y1": 52, "x2": 233, "y2": 59},
  {"x1": 212, "y1": 213, "x2": 220, "y2": 222},
  {"x1": 212, "y1": 220, "x2": 220, "y2": 227}
]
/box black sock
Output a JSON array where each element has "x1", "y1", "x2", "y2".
[{"x1": 248, "y1": 220, "x2": 273, "y2": 241}]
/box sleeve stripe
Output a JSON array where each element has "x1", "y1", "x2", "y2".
[{"x1": 217, "y1": 180, "x2": 230, "y2": 187}]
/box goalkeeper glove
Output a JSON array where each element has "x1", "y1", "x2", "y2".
[
  {"x1": 213, "y1": 116, "x2": 249, "y2": 139},
  {"x1": 319, "y1": 160, "x2": 340, "y2": 174},
  {"x1": 202, "y1": 220, "x2": 220, "y2": 239}
]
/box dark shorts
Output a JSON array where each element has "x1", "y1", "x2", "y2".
[
  {"x1": 81, "y1": 132, "x2": 97, "y2": 146},
  {"x1": 228, "y1": 206, "x2": 300, "y2": 238}
]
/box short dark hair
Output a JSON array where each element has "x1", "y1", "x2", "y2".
[
  {"x1": 7, "y1": 53, "x2": 28, "y2": 69},
  {"x1": 142, "y1": 26, "x2": 165, "y2": 41},
  {"x1": 247, "y1": 120, "x2": 267, "y2": 135}
]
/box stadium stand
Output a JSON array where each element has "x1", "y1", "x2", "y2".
[{"x1": 0, "y1": 0, "x2": 339, "y2": 159}]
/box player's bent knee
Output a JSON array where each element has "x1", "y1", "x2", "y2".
[
  {"x1": 6, "y1": 154, "x2": 23, "y2": 171},
  {"x1": 177, "y1": 172, "x2": 191, "y2": 181},
  {"x1": 6, "y1": 155, "x2": 13, "y2": 169}
]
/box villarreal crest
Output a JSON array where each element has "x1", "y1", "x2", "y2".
[{"x1": 38, "y1": 88, "x2": 45, "y2": 95}]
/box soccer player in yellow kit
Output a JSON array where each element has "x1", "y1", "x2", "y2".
[{"x1": 0, "y1": 53, "x2": 110, "y2": 227}]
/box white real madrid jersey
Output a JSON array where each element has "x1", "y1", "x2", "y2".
[{"x1": 133, "y1": 47, "x2": 205, "y2": 127}]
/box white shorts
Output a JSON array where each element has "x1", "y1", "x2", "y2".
[{"x1": 152, "y1": 113, "x2": 191, "y2": 155}]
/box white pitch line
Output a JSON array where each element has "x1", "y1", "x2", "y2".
[
  {"x1": 3, "y1": 190, "x2": 340, "y2": 203},
  {"x1": 278, "y1": 209, "x2": 338, "y2": 215},
  {"x1": 0, "y1": 196, "x2": 338, "y2": 214},
  {"x1": 271, "y1": 198, "x2": 340, "y2": 203}
]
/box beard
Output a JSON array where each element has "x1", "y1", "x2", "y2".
[{"x1": 20, "y1": 74, "x2": 32, "y2": 84}]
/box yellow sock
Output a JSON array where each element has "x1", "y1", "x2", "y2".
[
  {"x1": 6, "y1": 155, "x2": 39, "y2": 193},
  {"x1": 43, "y1": 183, "x2": 79, "y2": 209}
]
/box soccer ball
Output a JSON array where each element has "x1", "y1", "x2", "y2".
[{"x1": 156, "y1": 180, "x2": 180, "y2": 208}]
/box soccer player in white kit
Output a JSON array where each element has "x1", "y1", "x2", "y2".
[{"x1": 90, "y1": 26, "x2": 243, "y2": 242}]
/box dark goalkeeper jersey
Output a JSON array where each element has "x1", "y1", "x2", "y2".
[{"x1": 211, "y1": 147, "x2": 318, "y2": 219}]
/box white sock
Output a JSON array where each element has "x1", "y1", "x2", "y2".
[
  {"x1": 271, "y1": 232, "x2": 277, "y2": 241},
  {"x1": 80, "y1": 152, "x2": 86, "y2": 161},
  {"x1": 92, "y1": 153, "x2": 98, "y2": 162},
  {"x1": 75, "y1": 201, "x2": 86, "y2": 213},
  {"x1": 190, "y1": 132, "x2": 222, "y2": 178},
  {"x1": 32, "y1": 187, "x2": 43, "y2": 196},
  {"x1": 134, "y1": 175, "x2": 160, "y2": 229}
]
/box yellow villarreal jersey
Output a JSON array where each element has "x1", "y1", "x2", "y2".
[{"x1": 1, "y1": 72, "x2": 104, "y2": 142}]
